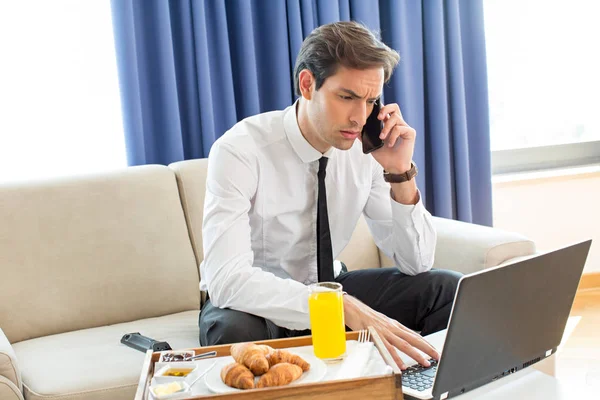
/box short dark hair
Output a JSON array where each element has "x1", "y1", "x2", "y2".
[{"x1": 293, "y1": 21, "x2": 400, "y2": 96}]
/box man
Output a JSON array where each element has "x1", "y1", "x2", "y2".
[{"x1": 199, "y1": 21, "x2": 461, "y2": 369}]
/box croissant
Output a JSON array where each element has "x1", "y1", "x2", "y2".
[
  {"x1": 266, "y1": 349, "x2": 310, "y2": 372},
  {"x1": 257, "y1": 344, "x2": 275, "y2": 356},
  {"x1": 220, "y1": 362, "x2": 255, "y2": 390},
  {"x1": 257, "y1": 363, "x2": 303, "y2": 388},
  {"x1": 230, "y1": 342, "x2": 270, "y2": 375}
]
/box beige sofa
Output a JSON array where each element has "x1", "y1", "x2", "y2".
[{"x1": 0, "y1": 159, "x2": 536, "y2": 400}]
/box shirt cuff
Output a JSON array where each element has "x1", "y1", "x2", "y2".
[{"x1": 390, "y1": 188, "x2": 426, "y2": 228}]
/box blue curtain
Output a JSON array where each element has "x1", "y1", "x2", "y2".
[{"x1": 110, "y1": 0, "x2": 492, "y2": 226}]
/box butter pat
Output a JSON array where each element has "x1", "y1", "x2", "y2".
[{"x1": 153, "y1": 381, "x2": 184, "y2": 396}]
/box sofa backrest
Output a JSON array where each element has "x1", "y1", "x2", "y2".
[
  {"x1": 168, "y1": 159, "x2": 381, "y2": 282},
  {"x1": 0, "y1": 165, "x2": 200, "y2": 343},
  {"x1": 169, "y1": 159, "x2": 208, "y2": 270}
]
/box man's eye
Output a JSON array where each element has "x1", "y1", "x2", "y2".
[{"x1": 339, "y1": 95, "x2": 353, "y2": 100}]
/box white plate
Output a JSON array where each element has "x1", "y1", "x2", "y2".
[{"x1": 205, "y1": 348, "x2": 327, "y2": 393}]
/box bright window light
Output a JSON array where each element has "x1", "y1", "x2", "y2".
[
  {"x1": 485, "y1": 0, "x2": 600, "y2": 151},
  {"x1": 0, "y1": 0, "x2": 126, "y2": 183}
]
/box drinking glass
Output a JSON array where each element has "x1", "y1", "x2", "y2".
[{"x1": 308, "y1": 282, "x2": 346, "y2": 361}]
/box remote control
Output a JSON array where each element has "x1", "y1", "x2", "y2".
[{"x1": 120, "y1": 332, "x2": 172, "y2": 353}]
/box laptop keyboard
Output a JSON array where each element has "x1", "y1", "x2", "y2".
[{"x1": 401, "y1": 359, "x2": 438, "y2": 392}]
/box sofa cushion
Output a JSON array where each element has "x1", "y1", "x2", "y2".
[
  {"x1": 337, "y1": 215, "x2": 381, "y2": 270},
  {"x1": 12, "y1": 311, "x2": 200, "y2": 400},
  {"x1": 0, "y1": 165, "x2": 200, "y2": 343}
]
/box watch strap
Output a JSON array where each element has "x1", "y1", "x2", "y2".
[{"x1": 383, "y1": 162, "x2": 418, "y2": 183}]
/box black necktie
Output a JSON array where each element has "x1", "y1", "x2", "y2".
[{"x1": 317, "y1": 157, "x2": 334, "y2": 282}]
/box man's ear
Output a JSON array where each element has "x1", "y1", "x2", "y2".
[{"x1": 298, "y1": 69, "x2": 315, "y2": 100}]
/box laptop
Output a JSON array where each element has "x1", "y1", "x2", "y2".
[{"x1": 400, "y1": 240, "x2": 592, "y2": 400}]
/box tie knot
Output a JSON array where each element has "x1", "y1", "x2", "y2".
[{"x1": 318, "y1": 157, "x2": 328, "y2": 174}]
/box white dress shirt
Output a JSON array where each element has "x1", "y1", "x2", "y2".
[{"x1": 200, "y1": 102, "x2": 436, "y2": 330}]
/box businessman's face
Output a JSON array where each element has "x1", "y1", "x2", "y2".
[{"x1": 300, "y1": 66, "x2": 384, "y2": 153}]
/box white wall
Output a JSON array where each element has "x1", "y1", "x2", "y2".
[{"x1": 492, "y1": 167, "x2": 600, "y2": 274}]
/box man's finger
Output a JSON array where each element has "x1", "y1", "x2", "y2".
[
  {"x1": 387, "y1": 129, "x2": 402, "y2": 147},
  {"x1": 389, "y1": 320, "x2": 440, "y2": 360},
  {"x1": 404, "y1": 333, "x2": 440, "y2": 361},
  {"x1": 378, "y1": 103, "x2": 404, "y2": 123},
  {"x1": 386, "y1": 333, "x2": 431, "y2": 368},
  {"x1": 382, "y1": 336, "x2": 406, "y2": 370},
  {"x1": 388, "y1": 321, "x2": 440, "y2": 363},
  {"x1": 379, "y1": 114, "x2": 406, "y2": 139},
  {"x1": 384, "y1": 126, "x2": 415, "y2": 148}
]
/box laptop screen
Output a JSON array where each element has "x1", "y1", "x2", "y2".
[{"x1": 432, "y1": 240, "x2": 591, "y2": 399}]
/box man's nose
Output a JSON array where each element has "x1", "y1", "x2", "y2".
[{"x1": 350, "y1": 103, "x2": 368, "y2": 127}]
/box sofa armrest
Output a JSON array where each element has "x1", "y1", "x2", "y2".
[
  {"x1": 0, "y1": 328, "x2": 22, "y2": 394},
  {"x1": 431, "y1": 216, "x2": 536, "y2": 275},
  {"x1": 0, "y1": 376, "x2": 24, "y2": 400}
]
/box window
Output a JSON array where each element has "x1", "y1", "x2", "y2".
[
  {"x1": 484, "y1": 0, "x2": 600, "y2": 173},
  {"x1": 0, "y1": 0, "x2": 126, "y2": 183}
]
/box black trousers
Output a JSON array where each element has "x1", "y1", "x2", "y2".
[{"x1": 199, "y1": 268, "x2": 462, "y2": 346}]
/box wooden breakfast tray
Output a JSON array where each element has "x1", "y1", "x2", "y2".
[{"x1": 135, "y1": 327, "x2": 403, "y2": 400}]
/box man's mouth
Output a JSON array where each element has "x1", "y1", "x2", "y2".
[{"x1": 340, "y1": 130, "x2": 360, "y2": 139}]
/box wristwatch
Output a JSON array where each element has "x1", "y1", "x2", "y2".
[{"x1": 383, "y1": 162, "x2": 418, "y2": 183}]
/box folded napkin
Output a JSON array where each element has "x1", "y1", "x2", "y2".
[{"x1": 335, "y1": 341, "x2": 375, "y2": 380}]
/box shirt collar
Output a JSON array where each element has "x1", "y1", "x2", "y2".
[{"x1": 284, "y1": 100, "x2": 335, "y2": 164}]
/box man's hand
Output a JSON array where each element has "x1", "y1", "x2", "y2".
[
  {"x1": 366, "y1": 102, "x2": 419, "y2": 205},
  {"x1": 369, "y1": 103, "x2": 416, "y2": 175},
  {"x1": 344, "y1": 294, "x2": 440, "y2": 370}
]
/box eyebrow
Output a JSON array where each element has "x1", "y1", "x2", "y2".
[{"x1": 339, "y1": 88, "x2": 381, "y2": 102}]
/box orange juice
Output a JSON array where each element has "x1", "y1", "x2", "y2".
[{"x1": 308, "y1": 282, "x2": 346, "y2": 360}]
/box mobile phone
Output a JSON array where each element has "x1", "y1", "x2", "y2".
[{"x1": 361, "y1": 101, "x2": 385, "y2": 154}]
